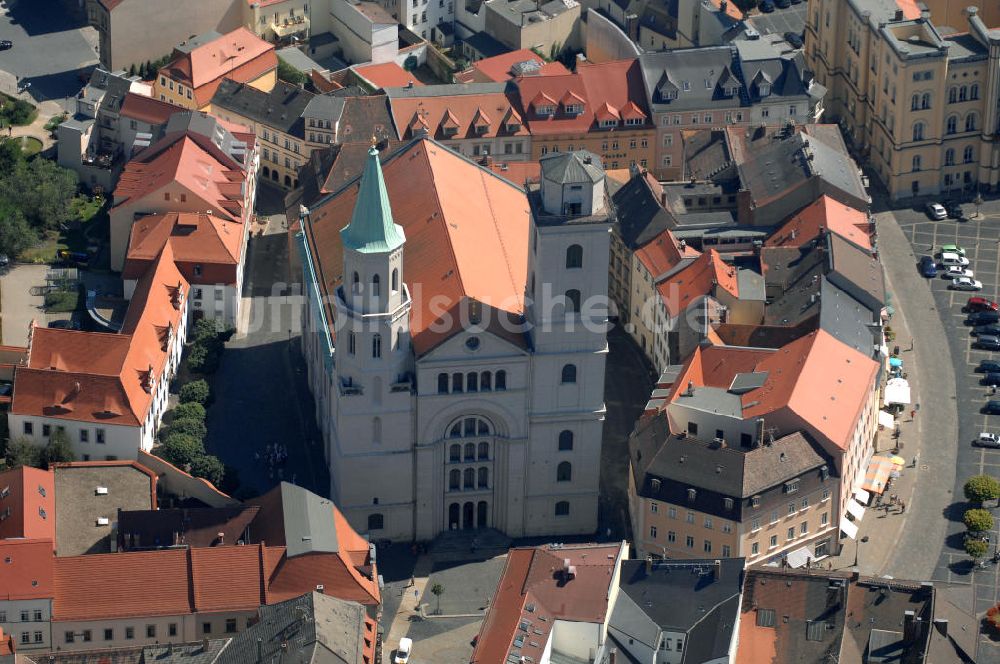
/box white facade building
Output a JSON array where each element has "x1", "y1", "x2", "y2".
[{"x1": 298, "y1": 140, "x2": 612, "y2": 541}]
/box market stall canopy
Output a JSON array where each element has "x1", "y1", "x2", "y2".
[
  {"x1": 840, "y1": 516, "x2": 859, "y2": 539},
  {"x1": 785, "y1": 546, "x2": 813, "y2": 569},
  {"x1": 854, "y1": 488, "x2": 871, "y2": 505},
  {"x1": 884, "y1": 377, "x2": 911, "y2": 405},
  {"x1": 846, "y1": 499, "x2": 866, "y2": 522},
  {"x1": 862, "y1": 456, "x2": 895, "y2": 494},
  {"x1": 878, "y1": 410, "x2": 895, "y2": 429}
]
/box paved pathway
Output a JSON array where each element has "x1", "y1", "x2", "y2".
[
  {"x1": 7, "y1": 100, "x2": 61, "y2": 151},
  {"x1": 0, "y1": 264, "x2": 48, "y2": 346}
]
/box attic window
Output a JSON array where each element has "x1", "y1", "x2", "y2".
[
  {"x1": 536, "y1": 104, "x2": 555, "y2": 116},
  {"x1": 0, "y1": 486, "x2": 8, "y2": 499},
  {"x1": 565, "y1": 103, "x2": 583, "y2": 115},
  {"x1": 687, "y1": 488, "x2": 697, "y2": 502},
  {"x1": 751, "y1": 495, "x2": 761, "y2": 508},
  {"x1": 758, "y1": 84, "x2": 771, "y2": 97},
  {"x1": 38, "y1": 485, "x2": 46, "y2": 498},
  {"x1": 723, "y1": 497, "x2": 734, "y2": 510},
  {"x1": 785, "y1": 479, "x2": 800, "y2": 494},
  {"x1": 757, "y1": 608, "x2": 776, "y2": 627},
  {"x1": 624, "y1": 117, "x2": 644, "y2": 126},
  {"x1": 599, "y1": 119, "x2": 619, "y2": 129},
  {"x1": 650, "y1": 478, "x2": 661, "y2": 492}
]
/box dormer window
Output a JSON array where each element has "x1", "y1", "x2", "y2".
[
  {"x1": 664, "y1": 90, "x2": 677, "y2": 100},
  {"x1": 442, "y1": 126, "x2": 457, "y2": 137},
  {"x1": 726, "y1": 85, "x2": 740, "y2": 97},
  {"x1": 474, "y1": 124, "x2": 488, "y2": 135},
  {"x1": 758, "y1": 84, "x2": 771, "y2": 97},
  {"x1": 599, "y1": 119, "x2": 619, "y2": 129},
  {"x1": 506, "y1": 122, "x2": 520, "y2": 132},
  {"x1": 687, "y1": 488, "x2": 697, "y2": 502},
  {"x1": 564, "y1": 103, "x2": 583, "y2": 115},
  {"x1": 624, "y1": 117, "x2": 643, "y2": 126},
  {"x1": 536, "y1": 104, "x2": 556, "y2": 117},
  {"x1": 682, "y1": 81, "x2": 690, "y2": 91}
]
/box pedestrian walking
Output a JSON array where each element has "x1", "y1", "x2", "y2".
[
  {"x1": 409, "y1": 576, "x2": 415, "y2": 588},
  {"x1": 911, "y1": 453, "x2": 919, "y2": 468},
  {"x1": 900, "y1": 501, "x2": 906, "y2": 514},
  {"x1": 910, "y1": 409, "x2": 916, "y2": 420},
  {"x1": 909, "y1": 338, "x2": 914, "y2": 351}
]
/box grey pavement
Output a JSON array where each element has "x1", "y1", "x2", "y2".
[
  {"x1": 0, "y1": 0, "x2": 98, "y2": 107},
  {"x1": 204, "y1": 184, "x2": 328, "y2": 498},
  {"x1": 599, "y1": 325, "x2": 655, "y2": 542},
  {"x1": 0, "y1": 264, "x2": 47, "y2": 346},
  {"x1": 890, "y1": 193, "x2": 1000, "y2": 662},
  {"x1": 747, "y1": 3, "x2": 806, "y2": 37}
]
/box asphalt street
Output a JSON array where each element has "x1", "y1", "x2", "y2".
[
  {"x1": 893, "y1": 195, "x2": 1000, "y2": 662},
  {"x1": 0, "y1": 0, "x2": 98, "y2": 106},
  {"x1": 747, "y1": 2, "x2": 807, "y2": 38}
]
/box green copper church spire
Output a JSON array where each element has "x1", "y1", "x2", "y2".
[{"x1": 340, "y1": 141, "x2": 406, "y2": 253}]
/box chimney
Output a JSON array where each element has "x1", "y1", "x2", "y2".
[
  {"x1": 217, "y1": 531, "x2": 225, "y2": 545},
  {"x1": 257, "y1": 637, "x2": 263, "y2": 663},
  {"x1": 406, "y1": 80, "x2": 414, "y2": 89},
  {"x1": 713, "y1": 559, "x2": 722, "y2": 580},
  {"x1": 903, "y1": 610, "x2": 916, "y2": 642},
  {"x1": 316, "y1": 584, "x2": 325, "y2": 594},
  {"x1": 202, "y1": 638, "x2": 210, "y2": 653},
  {"x1": 933, "y1": 618, "x2": 948, "y2": 637},
  {"x1": 582, "y1": 154, "x2": 592, "y2": 165},
  {"x1": 608, "y1": 649, "x2": 617, "y2": 664},
  {"x1": 661, "y1": 192, "x2": 668, "y2": 207},
  {"x1": 684, "y1": 380, "x2": 695, "y2": 397}
]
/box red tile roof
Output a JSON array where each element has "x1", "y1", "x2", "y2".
[
  {"x1": 12, "y1": 245, "x2": 189, "y2": 426},
  {"x1": 354, "y1": 62, "x2": 423, "y2": 90},
  {"x1": 515, "y1": 59, "x2": 650, "y2": 135},
  {"x1": 668, "y1": 330, "x2": 879, "y2": 450},
  {"x1": 114, "y1": 134, "x2": 247, "y2": 222},
  {"x1": 765, "y1": 196, "x2": 871, "y2": 250},
  {"x1": 454, "y1": 49, "x2": 569, "y2": 84},
  {"x1": 471, "y1": 543, "x2": 624, "y2": 664},
  {"x1": 120, "y1": 92, "x2": 178, "y2": 126},
  {"x1": 0, "y1": 465, "x2": 55, "y2": 541},
  {"x1": 387, "y1": 89, "x2": 529, "y2": 141},
  {"x1": 304, "y1": 139, "x2": 529, "y2": 355},
  {"x1": 0, "y1": 539, "x2": 55, "y2": 601},
  {"x1": 655, "y1": 249, "x2": 738, "y2": 316},
  {"x1": 635, "y1": 228, "x2": 700, "y2": 280},
  {"x1": 124, "y1": 212, "x2": 244, "y2": 284},
  {"x1": 190, "y1": 545, "x2": 266, "y2": 612},
  {"x1": 162, "y1": 28, "x2": 277, "y2": 107}
]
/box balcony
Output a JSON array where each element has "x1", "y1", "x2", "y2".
[
  {"x1": 272, "y1": 15, "x2": 310, "y2": 38},
  {"x1": 81, "y1": 147, "x2": 122, "y2": 171}
]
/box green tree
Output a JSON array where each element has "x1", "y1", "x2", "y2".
[
  {"x1": 0, "y1": 156, "x2": 80, "y2": 231},
  {"x1": 964, "y1": 474, "x2": 1000, "y2": 504},
  {"x1": 0, "y1": 203, "x2": 36, "y2": 258},
  {"x1": 4, "y1": 437, "x2": 41, "y2": 468},
  {"x1": 156, "y1": 433, "x2": 205, "y2": 468},
  {"x1": 277, "y1": 57, "x2": 308, "y2": 86},
  {"x1": 966, "y1": 537, "x2": 989, "y2": 559},
  {"x1": 187, "y1": 342, "x2": 220, "y2": 374},
  {"x1": 964, "y1": 508, "x2": 994, "y2": 533},
  {"x1": 190, "y1": 454, "x2": 225, "y2": 486},
  {"x1": 162, "y1": 417, "x2": 207, "y2": 443},
  {"x1": 430, "y1": 583, "x2": 444, "y2": 615},
  {"x1": 171, "y1": 402, "x2": 206, "y2": 422},
  {"x1": 40, "y1": 429, "x2": 76, "y2": 466},
  {"x1": 179, "y1": 379, "x2": 211, "y2": 405}
]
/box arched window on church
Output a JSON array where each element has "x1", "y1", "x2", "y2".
[
  {"x1": 391, "y1": 268, "x2": 399, "y2": 292},
  {"x1": 495, "y1": 370, "x2": 507, "y2": 390},
  {"x1": 464, "y1": 468, "x2": 475, "y2": 488},
  {"x1": 449, "y1": 469, "x2": 460, "y2": 490},
  {"x1": 481, "y1": 371, "x2": 492, "y2": 391},
  {"x1": 464, "y1": 443, "x2": 475, "y2": 461},
  {"x1": 352, "y1": 272, "x2": 360, "y2": 293},
  {"x1": 372, "y1": 274, "x2": 380, "y2": 297},
  {"x1": 373, "y1": 417, "x2": 381, "y2": 443},
  {"x1": 449, "y1": 444, "x2": 461, "y2": 462},
  {"x1": 372, "y1": 334, "x2": 382, "y2": 359}
]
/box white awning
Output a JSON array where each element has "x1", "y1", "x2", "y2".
[
  {"x1": 846, "y1": 499, "x2": 866, "y2": 522},
  {"x1": 785, "y1": 546, "x2": 813, "y2": 569},
  {"x1": 840, "y1": 517, "x2": 859, "y2": 540},
  {"x1": 854, "y1": 488, "x2": 871, "y2": 505},
  {"x1": 884, "y1": 378, "x2": 911, "y2": 406},
  {"x1": 878, "y1": 410, "x2": 895, "y2": 429}
]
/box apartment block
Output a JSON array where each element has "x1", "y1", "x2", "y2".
[{"x1": 805, "y1": 0, "x2": 1000, "y2": 198}]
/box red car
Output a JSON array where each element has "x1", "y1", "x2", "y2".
[{"x1": 967, "y1": 297, "x2": 999, "y2": 313}]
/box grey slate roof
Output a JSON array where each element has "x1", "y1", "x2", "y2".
[
  {"x1": 630, "y1": 412, "x2": 829, "y2": 500},
  {"x1": 385, "y1": 81, "x2": 509, "y2": 99},
  {"x1": 84, "y1": 67, "x2": 133, "y2": 114},
  {"x1": 276, "y1": 45, "x2": 326, "y2": 74},
  {"x1": 141, "y1": 641, "x2": 229, "y2": 663},
  {"x1": 614, "y1": 558, "x2": 744, "y2": 664},
  {"x1": 612, "y1": 172, "x2": 678, "y2": 248},
  {"x1": 639, "y1": 47, "x2": 744, "y2": 112},
  {"x1": 210, "y1": 78, "x2": 315, "y2": 136},
  {"x1": 304, "y1": 95, "x2": 347, "y2": 123},
  {"x1": 818, "y1": 277, "x2": 881, "y2": 356},
  {"x1": 540, "y1": 150, "x2": 604, "y2": 184},
  {"x1": 217, "y1": 592, "x2": 368, "y2": 664},
  {"x1": 280, "y1": 482, "x2": 342, "y2": 557},
  {"x1": 174, "y1": 31, "x2": 222, "y2": 54}
]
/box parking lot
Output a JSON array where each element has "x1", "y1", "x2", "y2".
[
  {"x1": 895, "y1": 196, "x2": 1000, "y2": 660},
  {"x1": 747, "y1": 2, "x2": 807, "y2": 38}
]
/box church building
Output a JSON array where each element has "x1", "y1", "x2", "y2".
[{"x1": 297, "y1": 138, "x2": 613, "y2": 541}]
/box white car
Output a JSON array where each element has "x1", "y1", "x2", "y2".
[
  {"x1": 395, "y1": 637, "x2": 412, "y2": 664},
  {"x1": 975, "y1": 433, "x2": 1000, "y2": 448},
  {"x1": 951, "y1": 277, "x2": 984, "y2": 291},
  {"x1": 926, "y1": 202, "x2": 947, "y2": 220},
  {"x1": 944, "y1": 266, "x2": 974, "y2": 279},
  {"x1": 940, "y1": 252, "x2": 970, "y2": 267}
]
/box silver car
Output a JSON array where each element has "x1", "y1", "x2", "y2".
[{"x1": 975, "y1": 433, "x2": 1000, "y2": 448}]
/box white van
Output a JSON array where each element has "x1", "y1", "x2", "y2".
[{"x1": 941, "y1": 252, "x2": 970, "y2": 267}]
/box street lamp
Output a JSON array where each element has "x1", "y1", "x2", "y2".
[
  {"x1": 973, "y1": 193, "x2": 984, "y2": 220},
  {"x1": 853, "y1": 535, "x2": 870, "y2": 569}
]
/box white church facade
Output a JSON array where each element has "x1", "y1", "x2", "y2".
[{"x1": 297, "y1": 138, "x2": 613, "y2": 541}]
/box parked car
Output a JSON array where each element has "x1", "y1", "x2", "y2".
[
  {"x1": 944, "y1": 266, "x2": 974, "y2": 279},
  {"x1": 926, "y1": 202, "x2": 947, "y2": 220},
  {"x1": 940, "y1": 252, "x2": 970, "y2": 267},
  {"x1": 760, "y1": 0, "x2": 775, "y2": 11},
  {"x1": 969, "y1": 311, "x2": 1000, "y2": 326},
  {"x1": 0, "y1": 40, "x2": 11, "y2": 51},
  {"x1": 951, "y1": 277, "x2": 983, "y2": 291},
  {"x1": 973, "y1": 325, "x2": 1000, "y2": 337},
  {"x1": 975, "y1": 433, "x2": 1000, "y2": 448},
  {"x1": 982, "y1": 373, "x2": 1000, "y2": 386},
  {"x1": 919, "y1": 255, "x2": 938, "y2": 277},
  {"x1": 394, "y1": 638, "x2": 412, "y2": 664},
  {"x1": 48, "y1": 319, "x2": 80, "y2": 330},
  {"x1": 979, "y1": 360, "x2": 1000, "y2": 373},
  {"x1": 784, "y1": 31, "x2": 804, "y2": 48},
  {"x1": 974, "y1": 335, "x2": 1000, "y2": 350},
  {"x1": 966, "y1": 297, "x2": 999, "y2": 313},
  {"x1": 946, "y1": 201, "x2": 964, "y2": 219},
  {"x1": 0, "y1": 254, "x2": 8, "y2": 268},
  {"x1": 985, "y1": 401, "x2": 1000, "y2": 415},
  {"x1": 775, "y1": 0, "x2": 791, "y2": 7},
  {"x1": 941, "y1": 244, "x2": 967, "y2": 256}
]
